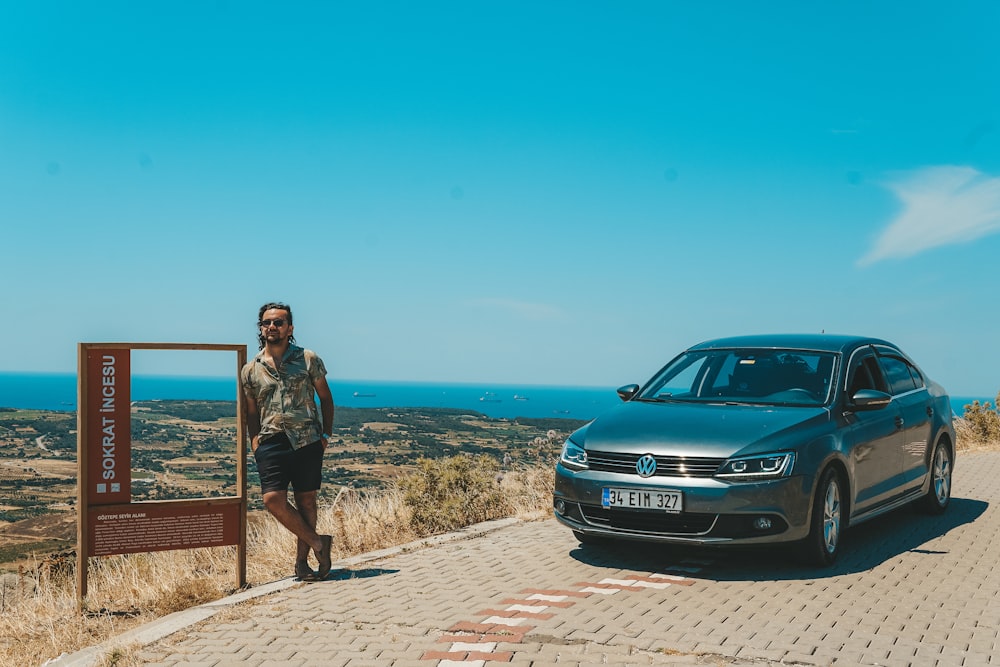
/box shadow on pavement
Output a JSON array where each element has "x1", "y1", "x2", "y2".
[
  {"x1": 326, "y1": 567, "x2": 400, "y2": 581},
  {"x1": 567, "y1": 497, "x2": 988, "y2": 581}
]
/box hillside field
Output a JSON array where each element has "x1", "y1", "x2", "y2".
[{"x1": 0, "y1": 402, "x2": 585, "y2": 570}]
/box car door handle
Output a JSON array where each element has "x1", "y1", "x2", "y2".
[
  {"x1": 895, "y1": 416, "x2": 904, "y2": 429},
  {"x1": 926, "y1": 407, "x2": 933, "y2": 417}
]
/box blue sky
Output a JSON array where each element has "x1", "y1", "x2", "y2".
[{"x1": 2, "y1": 2, "x2": 998, "y2": 396}]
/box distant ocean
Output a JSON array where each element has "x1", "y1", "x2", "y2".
[
  {"x1": 0, "y1": 372, "x2": 991, "y2": 422},
  {"x1": 0, "y1": 373, "x2": 619, "y2": 421}
]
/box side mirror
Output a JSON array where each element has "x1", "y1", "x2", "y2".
[
  {"x1": 617, "y1": 384, "x2": 640, "y2": 402},
  {"x1": 851, "y1": 389, "x2": 892, "y2": 411}
]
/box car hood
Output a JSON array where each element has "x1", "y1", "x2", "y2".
[{"x1": 575, "y1": 400, "x2": 830, "y2": 458}]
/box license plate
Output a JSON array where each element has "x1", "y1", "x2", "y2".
[{"x1": 602, "y1": 487, "x2": 683, "y2": 512}]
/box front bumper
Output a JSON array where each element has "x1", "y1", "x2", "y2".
[{"x1": 553, "y1": 461, "x2": 814, "y2": 546}]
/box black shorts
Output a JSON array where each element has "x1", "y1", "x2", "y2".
[{"x1": 254, "y1": 433, "x2": 324, "y2": 494}]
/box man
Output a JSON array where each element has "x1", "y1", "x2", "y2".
[{"x1": 241, "y1": 302, "x2": 335, "y2": 581}]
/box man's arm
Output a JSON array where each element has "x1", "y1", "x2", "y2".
[
  {"x1": 314, "y1": 375, "x2": 335, "y2": 447},
  {"x1": 245, "y1": 390, "x2": 262, "y2": 452}
]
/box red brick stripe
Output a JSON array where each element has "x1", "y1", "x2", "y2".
[
  {"x1": 501, "y1": 597, "x2": 576, "y2": 607},
  {"x1": 424, "y1": 569, "x2": 703, "y2": 663},
  {"x1": 421, "y1": 649, "x2": 514, "y2": 662},
  {"x1": 476, "y1": 608, "x2": 556, "y2": 619},
  {"x1": 519, "y1": 588, "x2": 592, "y2": 597}
]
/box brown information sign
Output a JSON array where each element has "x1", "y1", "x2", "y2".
[
  {"x1": 77, "y1": 342, "x2": 248, "y2": 604},
  {"x1": 85, "y1": 348, "x2": 131, "y2": 505},
  {"x1": 87, "y1": 501, "x2": 241, "y2": 556}
]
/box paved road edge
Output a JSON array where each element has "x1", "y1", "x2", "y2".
[{"x1": 44, "y1": 514, "x2": 540, "y2": 667}]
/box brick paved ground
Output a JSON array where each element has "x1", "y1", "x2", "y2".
[{"x1": 58, "y1": 451, "x2": 1000, "y2": 666}]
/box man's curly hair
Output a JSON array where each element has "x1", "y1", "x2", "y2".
[{"x1": 257, "y1": 302, "x2": 296, "y2": 350}]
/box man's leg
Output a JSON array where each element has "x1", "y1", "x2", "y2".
[
  {"x1": 293, "y1": 490, "x2": 318, "y2": 565},
  {"x1": 281, "y1": 441, "x2": 332, "y2": 579},
  {"x1": 262, "y1": 489, "x2": 323, "y2": 554}
]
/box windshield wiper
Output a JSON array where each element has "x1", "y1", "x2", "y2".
[
  {"x1": 635, "y1": 394, "x2": 691, "y2": 403},
  {"x1": 703, "y1": 399, "x2": 755, "y2": 406}
]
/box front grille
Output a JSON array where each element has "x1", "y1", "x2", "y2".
[
  {"x1": 587, "y1": 451, "x2": 724, "y2": 478},
  {"x1": 580, "y1": 505, "x2": 717, "y2": 535}
]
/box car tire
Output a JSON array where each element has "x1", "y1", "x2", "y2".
[
  {"x1": 917, "y1": 441, "x2": 952, "y2": 515},
  {"x1": 799, "y1": 466, "x2": 844, "y2": 567}
]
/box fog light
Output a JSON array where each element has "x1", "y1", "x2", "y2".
[
  {"x1": 753, "y1": 517, "x2": 772, "y2": 530},
  {"x1": 555, "y1": 499, "x2": 566, "y2": 514}
]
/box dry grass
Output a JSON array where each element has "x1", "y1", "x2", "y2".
[
  {"x1": 955, "y1": 395, "x2": 1000, "y2": 449},
  {"x1": 0, "y1": 458, "x2": 555, "y2": 667},
  {"x1": 954, "y1": 416, "x2": 1000, "y2": 453}
]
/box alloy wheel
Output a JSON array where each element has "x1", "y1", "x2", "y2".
[
  {"x1": 932, "y1": 446, "x2": 951, "y2": 505},
  {"x1": 822, "y1": 477, "x2": 841, "y2": 554}
]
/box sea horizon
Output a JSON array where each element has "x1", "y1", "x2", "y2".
[
  {"x1": 0, "y1": 371, "x2": 993, "y2": 421},
  {"x1": 0, "y1": 371, "x2": 622, "y2": 421}
]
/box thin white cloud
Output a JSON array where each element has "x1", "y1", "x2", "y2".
[
  {"x1": 466, "y1": 298, "x2": 566, "y2": 322},
  {"x1": 859, "y1": 165, "x2": 1000, "y2": 266}
]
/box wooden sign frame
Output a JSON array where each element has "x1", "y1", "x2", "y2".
[{"x1": 76, "y1": 342, "x2": 248, "y2": 604}]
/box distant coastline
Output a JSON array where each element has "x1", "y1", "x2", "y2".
[
  {"x1": 0, "y1": 372, "x2": 621, "y2": 421},
  {"x1": 0, "y1": 372, "x2": 990, "y2": 421}
]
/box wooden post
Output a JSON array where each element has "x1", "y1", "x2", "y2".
[
  {"x1": 76, "y1": 343, "x2": 89, "y2": 607},
  {"x1": 235, "y1": 347, "x2": 248, "y2": 590}
]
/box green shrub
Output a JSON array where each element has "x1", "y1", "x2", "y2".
[
  {"x1": 397, "y1": 454, "x2": 510, "y2": 535},
  {"x1": 963, "y1": 393, "x2": 1000, "y2": 442}
]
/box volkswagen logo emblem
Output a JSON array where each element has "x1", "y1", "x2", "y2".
[{"x1": 636, "y1": 454, "x2": 657, "y2": 478}]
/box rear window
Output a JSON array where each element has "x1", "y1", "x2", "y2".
[{"x1": 879, "y1": 355, "x2": 924, "y2": 395}]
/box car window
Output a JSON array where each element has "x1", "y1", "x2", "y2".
[
  {"x1": 879, "y1": 355, "x2": 923, "y2": 395},
  {"x1": 640, "y1": 349, "x2": 836, "y2": 406},
  {"x1": 706, "y1": 353, "x2": 740, "y2": 395},
  {"x1": 847, "y1": 354, "x2": 888, "y2": 396},
  {"x1": 649, "y1": 354, "x2": 709, "y2": 398}
]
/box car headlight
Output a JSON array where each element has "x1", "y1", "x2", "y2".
[
  {"x1": 559, "y1": 439, "x2": 588, "y2": 471},
  {"x1": 716, "y1": 452, "x2": 795, "y2": 481}
]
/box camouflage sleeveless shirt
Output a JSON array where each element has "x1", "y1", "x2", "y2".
[{"x1": 241, "y1": 344, "x2": 327, "y2": 450}]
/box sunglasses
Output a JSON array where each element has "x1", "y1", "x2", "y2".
[{"x1": 259, "y1": 318, "x2": 287, "y2": 328}]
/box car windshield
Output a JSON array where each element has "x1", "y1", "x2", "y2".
[{"x1": 638, "y1": 348, "x2": 837, "y2": 406}]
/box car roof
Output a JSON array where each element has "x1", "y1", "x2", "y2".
[{"x1": 687, "y1": 333, "x2": 896, "y2": 354}]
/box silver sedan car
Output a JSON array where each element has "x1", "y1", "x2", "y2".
[{"x1": 553, "y1": 334, "x2": 955, "y2": 566}]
